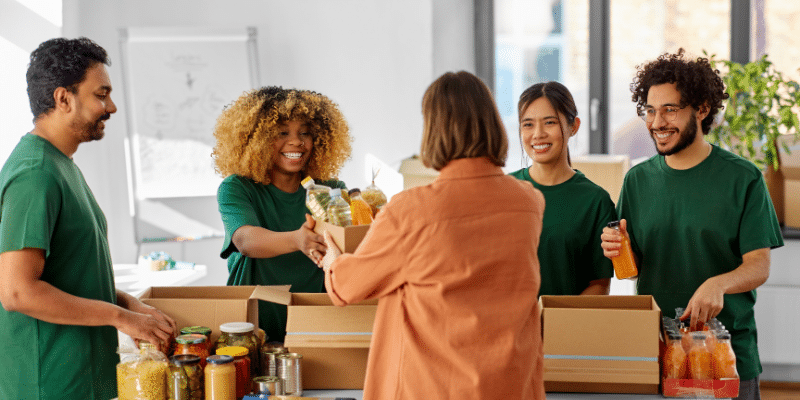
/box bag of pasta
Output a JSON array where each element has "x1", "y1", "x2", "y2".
[
  {"x1": 117, "y1": 344, "x2": 169, "y2": 400},
  {"x1": 362, "y1": 169, "x2": 387, "y2": 216}
]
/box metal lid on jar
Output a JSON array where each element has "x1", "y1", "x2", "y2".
[
  {"x1": 180, "y1": 326, "x2": 212, "y2": 336},
  {"x1": 176, "y1": 334, "x2": 207, "y2": 344},
  {"x1": 220, "y1": 322, "x2": 255, "y2": 333},
  {"x1": 170, "y1": 354, "x2": 201, "y2": 366},
  {"x1": 139, "y1": 341, "x2": 158, "y2": 351},
  {"x1": 206, "y1": 354, "x2": 234, "y2": 365},
  {"x1": 216, "y1": 346, "x2": 249, "y2": 357}
]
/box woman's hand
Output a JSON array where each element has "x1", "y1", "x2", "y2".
[
  {"x1": 296, "y1": 214, "x2": 327, "y2": 263},
  {"x1": 319, "y1": 231, "x2": 343, "y2": 272}
]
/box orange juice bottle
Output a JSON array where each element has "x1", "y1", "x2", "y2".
[
  {"x1": 712, "y1": 331, "x2": 738, "y2": 379},
  {"x1": 663, "y1": 331, "x2": 687, "y2": 379},
  {"x1": 687, "y1": 331, "x2": 712, "y2": 379},
  {"x1": 607, "y1": 221, "x2": 638, "y2": 279}
]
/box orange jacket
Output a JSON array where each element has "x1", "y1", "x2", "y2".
[{"x1": 326, "y1": 157, "x2": 546, "y2": 400}]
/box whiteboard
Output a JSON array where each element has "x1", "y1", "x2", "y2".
[
  {"x1": 119, "y1": 27, "x2": 259, "y2": 245},
  {"x1": 120, "y1": 26, "x2": 259, "y2": 199}
]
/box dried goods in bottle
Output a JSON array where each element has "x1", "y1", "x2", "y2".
[
  {"x1": 687, "y1": 331, "x2": 712, "y2": 379},
  {"x1": 362, "y1": 169, "x2": 387, "y2": 216},
  {"x1": 168, "y1": 354, "x2": 203, "y2": 400},
  {"x1": 117, "y1": 346, "x2": 168, "y2": 400},
  {"x1": 326, "y1": 188, "x2": 352, "y2": 227},
  {"x1": 216, "y1": 346, "x2": 251, "y2": 399},
  {"x1": 712, "y1": 331, "x2": 738, "y2": 379},
  {"x1": 205, "y1": 355, "x2": 236, "y2": 400},
  {"x1": 301, "y1": 177, "x2": 332, "y2": 221},
  {"x1": 606, "y1": 220, "x2": 638, "y2": 279},
  {"x1": 663, "y1": 331, "x2": 687, "y2": 379}
]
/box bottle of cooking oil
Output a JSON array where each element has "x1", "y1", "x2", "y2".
[
  {"x1": 326, "y1": 188, "x2": 352, "y2": 227},
  {"x1": 301, "y1": 177, "x2": 331, "y2": 221}
]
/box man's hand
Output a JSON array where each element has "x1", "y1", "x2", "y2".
[
  {"x1": 116, "y1": 308, "x2": 176, "y2": 353},
  {"x1": 600, "y1": 219, "x2": 627, "y2": 259},
  {"x1": 680, "y1": 277, "x2": 725, "y2": 330}
]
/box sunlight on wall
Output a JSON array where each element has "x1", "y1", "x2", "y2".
[
  {"x1": 0, "y1": 36, "x2": 32, "y2": 164},
  {"x1": 15, "y1": 0, "x2": 62, "y2": 27}
]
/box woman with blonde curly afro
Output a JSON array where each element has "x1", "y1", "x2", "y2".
[{"x1": 214, "y1": 86, "x2": 351, "y2": 342}]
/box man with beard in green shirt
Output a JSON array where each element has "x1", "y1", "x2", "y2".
[
  {"x1": 601, "y1": 49, "x2": 783, "y2": 400},
  {"x1": 0, "y1": 37, "x2": 176, "y2": 400}
]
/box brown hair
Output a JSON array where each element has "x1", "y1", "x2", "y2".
[
  {"x1": 631, "y1": 48, "x2": 728, "y2": 134},
  {"x1": 212, "y1": 86, "x2": 352, "y2": 185},
  {"x1": 419, "y1": 71, "x2": 508, "y2": 171}
]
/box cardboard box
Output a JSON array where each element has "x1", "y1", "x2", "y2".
[
  {"x1": 781, "y1": 135, "x2": 800, "y2": 229},
  {"x1": 399, "y1": 155, "x2": 439, "y2": 189},
  {"x1": 257, "y1": 286, "x2": 378, "y2": 389},
  {"x1": 313, "y1": 220, "x2": 370, "y2": 253},
  {"x1": 138, "y1": 285, "x2": 288, "y2": 343},
  {"x1": 540, "y1": 295, "x2": 661, "y2": 394},
  {"x1": 571, "y1": 155, "x2": 630, "y2": 205}
]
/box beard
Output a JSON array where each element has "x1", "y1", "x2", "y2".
[
  {"x1": 651, "y1": 110, "x2": 698, "y2": 156},
  {"x1": 73, "y1": 114, "x2": 110, "y2": 142}
]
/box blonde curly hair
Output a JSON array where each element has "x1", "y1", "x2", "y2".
[{"x1": 212, "y1": 86, "x2": 352, "y2": 185}]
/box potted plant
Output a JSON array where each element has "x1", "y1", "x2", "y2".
[{"x1": 706, "y1": 52, "x2": 800, "y2": 225}]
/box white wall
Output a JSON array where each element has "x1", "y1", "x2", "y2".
[{"x1": 62, "y1": 0, "x2": 475, "y2": 286}]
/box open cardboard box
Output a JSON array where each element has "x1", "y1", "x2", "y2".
[
  {"x1": 138, "y1": 285, "x2": 289, "y2": 343},
  {"x1": 540, "y1": 295, "x2": 661, "y2": 394},
  {"x1": 313, "y1": 220, "x2": 370, "y2": 253},
  {"x1": 256, "y1": 286, "x2": 378, "y2": 389}
]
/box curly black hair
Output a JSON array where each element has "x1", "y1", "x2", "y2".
[
  {"x1": 26, "y1": 37, "x2": 110, "y2": 121},
  {"x1": 630, "y1": 48, "x2": 728, "y2": 134}
]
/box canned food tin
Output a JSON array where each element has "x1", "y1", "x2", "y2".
[
  {"x1": 259, "y1": 348, "x2": 287, "y2": 377},
  {"x1": 276, "y1": 353, "x2": 303, "y2": 396},
  {"x1": 252, "y1": 376, "x2": 283, "y2": 395}
]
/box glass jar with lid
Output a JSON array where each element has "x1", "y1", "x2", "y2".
[
  {"x1": 216, "y1": 322, "x2": 259, "y2": 377},
  {"x1": 216, "y1": 346, "x2": 250, "y2": 399},
  {"x1": 174, "y1": 334, "x2": 210, "y2": 369},
  {"x1": 180, "y1": 326, "x2": 213, "y2": 351},
  {"x1": 205, "y1": 355, "x2": 235, "y2": 400},
  {"x1": 167, "y1": 354, "x2": 203, "y2": 400}
]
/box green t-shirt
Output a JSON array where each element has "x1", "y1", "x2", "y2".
[
  {"x1": 218, "y1": 175, "x2": 346, "y2": 342},
  {"x1": 0, "y1": 133, "x2": 118, "y2": 400},
  {"x1": 509, "y1": 168, "x2": 616, "y2": 296},
  {"x1": 617, "y1": 145, "x2": 783, "y2": 380}
]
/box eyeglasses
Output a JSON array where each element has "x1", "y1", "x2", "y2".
[{"x1": 638, "y1": 105, "x2": 687, "y2": 124}]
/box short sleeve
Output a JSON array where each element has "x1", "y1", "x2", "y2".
[
  {"x1": 217, "y1": 176, "x2": 262, "y2": 259},
  {"x1": 738, "y1": 173, "x2": 783, "y2": 254},
  {"x1": 590, "y1": 192, "x2": 617, "y2": 279},
  {"x1": 0, "y1": 170, "x2": 61, "y2": 256}
]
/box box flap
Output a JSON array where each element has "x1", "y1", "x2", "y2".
[
  {"x1": 250, "y1": 285, "x2": 293, "y2": 305},
  {"x1": 540, "y1": 295, "x2": 657, "y2": 310},
  {"x1": 285, "y1": 334, "x2": 372, "y2": 348}
]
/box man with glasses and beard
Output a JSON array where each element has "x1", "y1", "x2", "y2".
[
  {"x1": 0, "y1": 37, "x2": 176, "y2": 399},
  {"x1": 600, "y1": 49, "x2": 783, "y2": 400}
]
